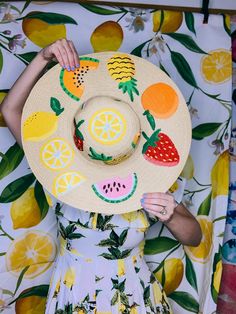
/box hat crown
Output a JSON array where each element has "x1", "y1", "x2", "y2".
[{"x1": 74, "y1": 96, "x2": 141, "y2": 165}]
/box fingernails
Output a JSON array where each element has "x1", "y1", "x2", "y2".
[
  {"x1": 67, "y1": 66, "x2": 71, "y2": 71},
  {"x1": 76, "y1": 64, "x2": 80, "y2": 68},
  {"x1": 62, "y1": 65, "x2": 66, "y2": 69},
  {"x1": 71, "y1": 66, "x2": 75, "y2": 71}
]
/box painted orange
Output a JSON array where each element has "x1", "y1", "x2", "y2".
[{"x1": 141, "y1": 83, "x2": 179, "y2": 119}]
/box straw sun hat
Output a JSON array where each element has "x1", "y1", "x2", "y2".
[{"x1": 21, "y1": 52, "x2": 191, "y2": 214}]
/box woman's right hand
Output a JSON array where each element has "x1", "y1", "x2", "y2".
[{"x1": 38, "y1": 38, "x2": 80, "y2": 71}]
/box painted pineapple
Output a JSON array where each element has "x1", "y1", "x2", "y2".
[{"x1": 107, "y1": 54, "x2": 139, "y2": 102}]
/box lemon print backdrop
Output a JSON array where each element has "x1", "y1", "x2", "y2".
[{"x1": 0, "y1": 1, "x2": 233, "y2": 313}]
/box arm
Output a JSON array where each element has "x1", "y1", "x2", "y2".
[
  {"x1": 1, "y1": 39, "x2": 80, "y2": 147},
  {"x1": 142, "y1": 193, "x2": 202, "y2": 246}
]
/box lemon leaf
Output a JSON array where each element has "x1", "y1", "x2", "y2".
[
  {"x1": 20, "y1": 12, "x2": 78, "y2": 25},
  {"x1": 144, "y1": 236, "x2": 179, "y2": 255},
  {"x1": 80, "y1": 3, "x2": 126, "y2": 15},
  {"x1": 17, "y1": 52, "x2": 37, "y2": 65},
  {"x1": 9, "y1": 285, "x2": 49, "y2": 305},
  {"x1": 169, "y1": 291, "x2": 199, "y2": 312},
  {"x1": 184, "y1": 12, "x2": 196, "y2": 35},
  {"x1": 50, "y1": 97, "x2": 64, "y2": 116},
  {"x1": 14, "y1": 265, "x2": 30, "y2": 296},
  {"x1": 131, "y1": 39, "x2": 152, "y2": 57},
  {"x1": 185, "y1": 253, "x2": 198, "y2": 292},
  {"x1": 167, "y1": 33, "x2": 207, "y2": 54},
  {"x1": 197, "y1": 191, "x2": 212, "y2": 215},
  {"x1": 192, "y1": 122, "x2": 222, "y2": 140},
  {"x1": 34, "y1": 180, "x2": 49, "y2": 219},
  {"x1": 0, "y1": 49, "x2": 3, "y2": 74}
]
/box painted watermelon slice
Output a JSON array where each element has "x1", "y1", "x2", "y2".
[{"x1": 92, "y1": 173, "x2": 138, "y2": 203}]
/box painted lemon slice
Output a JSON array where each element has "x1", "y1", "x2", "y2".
[
  {"x1": 89, "y1": 108, "x2": 127, "y2": 145},
  {"x1": 40, "y1": 138, "x2": 74, "y2": 170},
  {"x1": 53, "y1": 171, "x2": 86, "y2": 196}
]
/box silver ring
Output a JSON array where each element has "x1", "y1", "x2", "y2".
[{"x1": 160, "y1": 208, "x2": 167, "y2": 215}]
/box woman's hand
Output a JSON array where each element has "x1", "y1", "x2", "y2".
[
  {"x1": 39, "y1": 38, "x2": 80, "y2": 71},
  {"x1": 141, "y1": 192, "x2": 177, "y2": 223}
]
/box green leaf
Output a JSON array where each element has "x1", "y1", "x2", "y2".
[
  {"x1": 120, "y1": 249, "x2": 132, "y2": 259},
  {"x1": 192, "y1": 123, "x2": 221, "y2": 140},
  {"x1": 34, "y1": 180, "x2": 49, "y2": 219},
  {"x1": 17, "y1": 52, "x2": 37, "y2": 64},
  {"x1": 108, "y1": 247, "x2": 121, "y2": 258},
  {"x1": 67, "y1": 233, "x2": 85, "y2": 239},
  {"x1": 0, "y1": 173, "x2": 36, "y2": 203},
  {"x1": 110, "y1": 229, "x2": 120, "y2": 244},
  {"x1": 211, "y1": 247, "x2": 222, "y2": 303},
  {"x1": 99, "y1": 253, "x2": 116, "y2": 260},
  {"x1": 185, "y1": 254, "x2": 198, "y2": 292},
  {"x1": 197, "y1": 191, "x2": 212, "y2": 215},
  {"x1": 144, "y1": 236, "x2": 179, "y2": 255},
  {"x1": 159, "y1": 63, "x2": 170, "y2": 77},
  {"x1": 170, "y1": 51, "x2": 198, "y2": 88},
  {"x1": 118, "y1": 229, "x2": 128, "y2": 246},
  {"x1": 97, "y1": 239, "x2": 117, "y2": 247},
  {"x1": 50, "y1": 97, "x2": 64, "y2": 116},
  {"x1": 169, "y1": 291, "x2": 199, "y2": 313},
  {"x1": 184, "y1": 12, "x2": 196, "y2": 35},
  {"x1": 0, "y1": 49, "x2": 3, "y2": 74},
  {"x1": 0, "y1": 142, "x2": 24, "y2": 180},
  {"x1": 21, "y1": 0, "x2": 32, "y2": 14},
  {"x1": 167, "y1": 33, "x2": 207, "y2": 54},
  {"x1": 118, "y1": 279, "x2": 126, "y2": 292},
  {"x1": 9, "y1": 285, "x2": 49, "y2": 305},
  {"x1": 88, "y1": 147, "x2": 112, "y2": 161},
  {"x1": 131, "y1": 39, "x2": 151, "y2": 57},
  {"x1": 143, "y1": 110, "x2": 156, "y2": 130},
  {"x1": 20, "y1": 12, "x2": 77, "y2": 25},
  {"x1": 111, "y1": 290, "x2": 119, "y2": 306},
  {"x1": 80, "y1": 3, "x2": 124, "y2": 15},
  {"x1": 0, "y1": 252, "x2": 6, "y2": 256},
  {"x1": 14, "y1": 266, "x2": 30, "y2": 295}
]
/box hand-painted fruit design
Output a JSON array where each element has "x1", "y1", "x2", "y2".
[
  {"x1": 154, "y1": 258, "x2": 184, "y2": 295},
  {"x1": 52, "y1": 171, "x2": 86, "y2": 196},
  {"x1": 141, "y1": 83, "x2": 179, "y2": 119},
  {"x1": 5, "y1": 231, "x2": 57, "y2": 278},
  {"x1": 104, "y1": 153, "x2": 131, "y2": 165},
  {"x1": 92, "y1": 173, "x2": 138, "y2": 203},
  {"x1": 10, "y1": 187, "x2": 52, "y2": 229},
  {"x1": 89, "y1": 108, "x2": 127, "y2": 145},
  {"x1": 201, "y1": 49, "x2": 232, "y2": 84},
  {"x1": 22, "y1": 11, "x2": 66, "y2": 48},
  {"x1": 153, "y1": 10, "x2": 183, "y2": 33},
  {"x1": 15, "y1": 288, "x2": 47, "y2": 314},
  {"x1": 73, "y1": 119, "x2": 84, "y2": 151},
  {"x1": 132, "y1": 132, "x2": 141, "y2": 148},
  {"x1": 60, "y1": 57, "x2": 99, "y2": 101},
  {"x1": 180, "y1": 154, "x2": 194, "y2": 180},
  {"x1": 90, "y1": 21, "x2": 123, "y2": 52},
  {"x1": 142, "y1": 129, "x2": 179, "y2": 166},
  {"x1": 40, "y1": 138, "x2": 74, "y2": 170},
  {"x1": 211, "y1": 150, "x2": 229, "y2": 199},
  {"x1": 184, "y1": 216, "x2": 213, "y2": 263},
  {"x1": 107, "y1": 54, "x2": 139, "y2": 102},
  {"x1": 23, "y1": 111, "x2": 58, "y2": 141}
]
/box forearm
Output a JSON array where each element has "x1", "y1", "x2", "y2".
[{"x1": 164, "y1": 204, "x2": 202, "y2": 246}]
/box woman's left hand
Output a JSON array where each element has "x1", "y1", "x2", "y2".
[{"x1": 141, "y1": 192, "x2": 177, "y2": 223}]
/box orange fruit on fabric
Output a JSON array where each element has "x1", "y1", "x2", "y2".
[
  {"x1": 141, "y1": 83, "x2": 179, "y2": 119},
  {"x1": 90, "y1": 21, "x2": 123, "y2": 52}
]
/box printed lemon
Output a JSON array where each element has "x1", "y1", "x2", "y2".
[
  {"x1": 52, "y1": 171, "x2": 86, "y2": 196},
  {"x1": 89, "y1": 109, "x2": 127, "y2": 145},
  {"x1": 40, "y1": 138, "x2": 74, "y2": 170},
  {"x1": 15, "y1": 292, "x2": 46, "y2": 314},
  {"x1": 154, "y1": 258, "x2": 184, "y2": 295},
  {"x1": 180, "y1": 154, "x2": 194, "y2": 180},
  {"x1": 0, "y1": 91, "x2": 7, "y2": 127},
  {"x1": 22, "y1": 11, "x2": 66, "y2": 48},
  {"x1": 211, "y1": 150, "x2": 229, "y2": 199},
  {"x1": 130, "y1": 305, "x2": 138, "y2": 314},
  {"x1": 201, "y1": 49, "x2": 232, "y2": 84},
  {"x1": 152, "y1": 281, "x2": 162, "y2": 304},
  {"x1": 23, "y1": 111, "x2": 58, "y2": 141},
  {"x1": 10, "y1": 187, "x2": 52, "y2": 229},
  {"x1": 213, "y1": 260, "x2": 222, "y2": 294},
  {"x1": 117, "y1": 259, "x2": 126, "y2": 276},
  {"x1": 121, "y1": 211, "x2": 139, "y2": 222},
  {"x1": 63, "y1": 267, "x2": 76, "y2": 289},
  {"x1": 90, "y1": 21, "x2": 123, "y2": 52},
  {"x1": 185, "y1": 216, "x2": 213, "y2": 263},
  {"x1": 153, "y1": 10, "x2": 183, "y2": 33},
  {"x1": 5, "y1": 231, "x2": 57, "y2": 278}
]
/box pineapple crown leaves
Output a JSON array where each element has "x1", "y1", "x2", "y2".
[
  {"x1": 73, "y1": 118, "x2": 84, "y2": 140},
  {"x1": 50, "y1": 97, "x2": 64, "y2": 116},
  {"x1": 142, "y1": 129, "x2": 161, "y2": 154},
  {"x1": 118, "y1": 77, "x2": 139, "y2": 102},
  {"x1": 88, "y1": 147, "x2": 112, "y2": 162},
  {"x1": 143, "y1": 110, "x2": 156, "y2": 131}
]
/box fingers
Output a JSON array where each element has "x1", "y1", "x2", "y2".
[
  {"x1": 68, "y1": 40, "x2": 80, "y2": 68},
  {"x1": 143, "y1": 192, "x2": 173, "y2": 201}
]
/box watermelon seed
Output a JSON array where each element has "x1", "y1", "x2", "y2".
[
  {"x1": 110, "y1": 188, "x2": 113, "y2": 192},
  {"x1": 116, "y1": 188, "x2": 119, "y2": 192},
  {"x1": 105, "y1": 189, "x2": 108, "y2": 193},
  {"x1": 113, "y1": 182, "x2": 116, "y2": 187},
  {"x1": 108, "y1": 184, "x2": 110, "y2": 188},
  {"x1": 122, "y1": 184, "x2": 126, "y2": 188},
  {"x1": 118, "y1": 183, "x2": 121, "y2": 187},
  {"x1": 103, "y1": 185, "x2": 106, "y2": 190}
]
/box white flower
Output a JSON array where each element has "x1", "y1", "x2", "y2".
[
  {"x1": 125, "y1": 8, "x2": 151, "y2": 32},
  {"x1": 189, "y1": 105, "x2": 199, "y2": 119},
  {"x1": 0, "y1": 3, "x2": 20, "y2": 23}
]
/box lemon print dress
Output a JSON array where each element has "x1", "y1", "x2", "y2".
[{"x1": 45, "y1": 178, "x2": 185, "y2": 314}]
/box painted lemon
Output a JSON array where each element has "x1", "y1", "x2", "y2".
[
  {"x1": 201, "y1": 49, "x2": 232, "y2": 84},
  {"x1": 90, "y1": 21, "x2": 123, "y2": 52},
  {"x1": 52, "y1": 171, "x2": 86, "y2": 196},
  {"x1": 117, "y1": 259, "x2": 126, "y2": 276},
  {"x1": 213, "y1": 260, "x2": 222, "y2": 294},
  {"x1": 15, "y1": 292, "x2": 46, "y2": 314},
  {"x1": 22, "y1": 11, "x2": 66, "y2": 48},
  {"x1": 211, "y1": 150, "x2": 229, "y2": 199},
  {"x1": 23, "y1": 111, "x2": 58, "y2": 141},
  {"x1": 89, "y1": 109, "x2": 127, "y2": 145},
  {"x1": 0, "y1": 91, "x2": 7, "y2": 127},
  {"x1": 10, "y1": 187, "x2": 52, "y2": 229},
  {"x1": 153, "y1": 10, "x2": 183, "y2": 33},
  {"x1": 154, "y1": 258, "x2": 184, "y2": 295},
  {"x1": 185, "y1": 216, "x2": 213, "y2": 263},
  {"x1": 40, "y1": 138, "x2": 74, "y2": 170},
  {"x1": 180, "y1": 154, "x2": 194, "y2": 180},
  {"x1": 63, "y1": 267, "x2": 76, "y2": 289},
  {"x1": 5, "y1": 231, "x2": 57, "y2": 278}
]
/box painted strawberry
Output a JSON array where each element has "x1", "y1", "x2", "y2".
[
  {"x1": 142, "y1": 129, "x2": 179, "y2": 166},
  {"x1": 73, "y1": 119, "x2": 84, "y2": 151}
]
